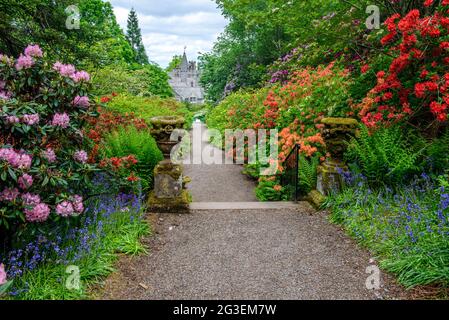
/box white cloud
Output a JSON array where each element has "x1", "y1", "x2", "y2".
[{"x1": 109, "y1": 0, "x2": 227, "y2": 67}]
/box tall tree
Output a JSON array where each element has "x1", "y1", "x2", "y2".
[
  {"x1": 126, "y1": 8, "x2": 149, "y2": 65},
  {"x1": 0, "y1": 0, "x2": 134, "y2": 68},
  {"x1": 166, "y1": 55, "x2": 182, "y2": 72}
]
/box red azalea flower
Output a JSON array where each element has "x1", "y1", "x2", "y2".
[
  {"x1": 361, "y1": 64, "x2": 370, "y2": 74},
  {"x1": 101, "y1": 96, "x2": 111, "y2": 103}
]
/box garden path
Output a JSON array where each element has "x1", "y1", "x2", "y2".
[
  {"x1": 183, "y1": 122, "x2": 258, "y2": 202},
  {"x1": 99, "y1": 123, "x2": 406, "y2": 300}
]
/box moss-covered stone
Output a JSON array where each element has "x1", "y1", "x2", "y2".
[
  {"x1": 150, "y1": 116, "x2": 186, "y2": 157},
  {"x1": 150, "y1": 115, "x2": 185, "y2": 129},
  {"x1": 321, "y1": 117, "x2": 359, "y2": 127},
  {"x1": 321, "y1": 117, "x2": 358, "y2": 160},
  {"x1": 317, "y1": 160, "x2": 347, "y2": 196},
  {"x1": 154, "y1": 160, "x2": 183, "y2": 180},
  {"x1": 307, "y1": 190, "x2": 326, "y2": 209},
  {"x1": 182, "y1": 176, "x2": 192, "y2": 189},
  {"x1": 148, "y1": 190, "x2": 191, "y2": 214}
]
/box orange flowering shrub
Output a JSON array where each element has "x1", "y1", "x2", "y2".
[{"x1": 208, "y1": 62, "x2": 349, "y2": 178}]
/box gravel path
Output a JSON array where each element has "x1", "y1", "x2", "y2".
[
  {"x1": 183, "y1": 123, "x2": 257, "y2": 202},
  {"x1": 99, "y1": 124, "x2": 406, "y2": 300},
  {"x1": 100, "y1": 209, "x2": 405, "y2": 300}
]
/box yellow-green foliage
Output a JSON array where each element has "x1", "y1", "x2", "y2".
[
  {"x1": 104, "y1": 94, "x2": 193, "y2": 126},
  {"x1": 207, "y1": 88, "x2": 269, "y2": 135}
]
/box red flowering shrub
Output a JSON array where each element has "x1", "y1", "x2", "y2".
[
  {"x1": 357, "y1": 2, "x2": 449, "y2": 128},
  {"x1": 86, "y1": 106, "x2": 148, "y2": 163}
]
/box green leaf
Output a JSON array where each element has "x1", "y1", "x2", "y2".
[
  {"x1": 0, "y1": 281, "x2": 13, "y2": 296},
  {"x1": 42, "y1": 176, "x2": 49, "y2": 187},
  {"x1": 8, "y1": 168, "x2": 17, "y2": 181}
]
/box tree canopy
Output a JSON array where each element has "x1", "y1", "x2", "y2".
[{"x1": 0, "y1": 0, "x2": 136, "y2": 68}]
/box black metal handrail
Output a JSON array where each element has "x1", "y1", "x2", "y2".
[{"x1": 280, "y1": 144, "x2": 301, "y2": 202}]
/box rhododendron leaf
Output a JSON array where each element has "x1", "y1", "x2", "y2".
[
  {"x1": 42, "y1": 176, "x2": 49, "y2": 187},
  {"x1": 0, "y1": 283, "x2": 10, "y2": 296},
  {"x1": 0, "y1": 281, "x2": 13, "y2": 296},
  {"x1": 7, "y1": 168, "x2": 17, "y2": 182}
]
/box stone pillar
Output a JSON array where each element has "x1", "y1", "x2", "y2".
[
  {"x1": 316, "y1": 118, "x2": 358, "y2": 196},
  {"x1": 148, "y1": 160, "x2": 191, "y2": 213}
]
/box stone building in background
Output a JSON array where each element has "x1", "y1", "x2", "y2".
[{"x1": 168, "y1": 51, "x2": 205, "y2": 104}]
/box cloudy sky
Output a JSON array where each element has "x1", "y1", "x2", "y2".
[{"x1": 109, "y1": 0, "x2": 228, "y2": 67}]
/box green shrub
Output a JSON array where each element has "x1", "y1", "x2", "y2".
[
  {"x1": 91, "y1": 64, "x2": 173, "y2": 98},
  {"x1": 298, "y1": 155, "x2": 319, "y2": 194},
  {"x1": 425, "y1": 130, "x2": 449, "y2": 174},
  {"x1": 102, "y1": 126, "x2": 163, "y2": 190},
  {"x1": 105, "y1": 94, "x2": 193, "y2": 127},
  {"x1": 255, "y1": 180, "x2": 289, "y2": 202},
  {"x1": 345, "y1": 125, "x2": 423, "y2": 186},
  {"x1": 206, "y1": 88, "x2": 269, "y2": 140}
]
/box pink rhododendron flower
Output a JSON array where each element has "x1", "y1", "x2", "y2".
[
  {"x1": 22, "y1": 193, "x2": 41, "y2": 206},
  {"x1": 71, "y1": 71, "x2": 90, "y2": 83},
  {"x1": 5, "y1": 115, "x2": 19, "y2": 123},
  {"x1": 0, "y1": 148, "x2": 16, "y2": 164},
  {"x1": 72, "y1": 195, "x2": 84, "y2": 214},
  {"x1": 73, "y1": 95, "x2": 90, "y2": 108},
  {"x1": 15, "y1": 54, "x2": 34, "y2": 70},
  {"x1": 0, "y1": 264, "x2": 7, "y2": 285},
  {"x1": 0, "y1": 188, "x2": 20, "y2": 202},
  {"x1": 0, "y1": 148, "x2": 32, "y2": 169},
  {"x1": 51, "y1": 113, "x2": 70, "y2": 128},
  {"x1": 56, "y1": 201, "x2": 75, "y2": 217},
  {"x1": 0, "y1": 80, "x2": 5, "y2": 89},
  {"x1": 42, "y1": 148, "x2": 57, "y2": 163},
  {"x1": 22, "y1": 114, "x2": 40, "y2": 125},
  {"x1": 53, "y1": 62, "x2": 76, "y2": 77},
  {"x1": 74, "y1": 150, "x2": 88, "y2": 163},
  {"x1": 24, "y1": 44, "x2": 43, "y2": 58},
  {"x1": 17, "y1": 153, "x2": 32, "y2": 169},
  {"x1": 25, "y1": 203, "x2": 50, "y2": 222},
  {"x1": 18, "y1": 174, "x2": 33, "y2": 190}
]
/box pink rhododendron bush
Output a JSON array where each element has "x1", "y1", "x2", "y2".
[{"x1": 0, "y1": 45, "x2": 98, "y2": 233}]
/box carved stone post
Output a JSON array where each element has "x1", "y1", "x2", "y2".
[
  {"x1": 150, "y1": 116, "x2": 185, "y2": 158},
  {"x1": 148, "y1": 116, "x2": 191, "y2": 213},
  {"x1": 148, "y1": 160, "x2": 191, "y2": 213},
  {"x1": 316, "y1": 118, "x2": 358, "y2": 196}
]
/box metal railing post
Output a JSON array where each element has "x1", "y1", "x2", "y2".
[{"x1": 295, "y1": 145, "x2": 299, "y2": 202}]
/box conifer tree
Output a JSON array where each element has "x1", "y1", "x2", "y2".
[{"x1": 126, "y1": 8, "x2": 149, "y2": 65}]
